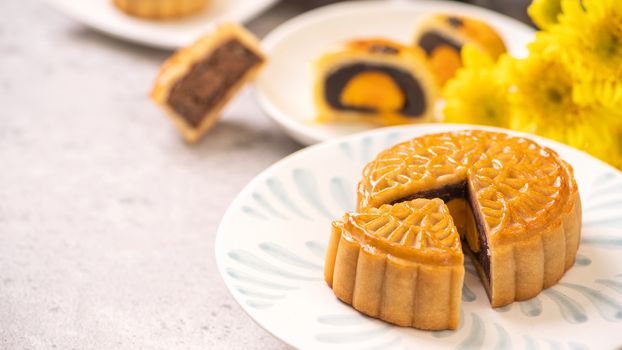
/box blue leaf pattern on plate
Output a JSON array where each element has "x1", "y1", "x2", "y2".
[
  {"x1": 241, "y1": 206, "x2": 267, "y2": 220},
  {"x1": 293, "y1": 168, "x2": 335, "y2": 219},
  {"x1": 246, "y1": 300, "x2": 272, "y2": 309},
  {"x1": 456, "y1": 313, "x2": 484, "y2": 349},
  {"x1": 596, "y1": 279, "x2": 622, "y2": 295},
  {"x1": 360, "y1": 136, "x2": 373, "y2": 165},
  {"x1": 462, "y1": 283, "x2": 476, "y2": 302},
  {"x1": 581, "y1": 235, "x2": 622, "y2": 247},
  {"x1": 228, "y1": 250, "x2": 320, "y2": 281},
  {"x1": 574, "y1": 254, "x2": 592, "y2": 266},
  {"x1": 226, "y1": 268, "x2": 298, "y2": 290},
  {"x1": 259, "y1": 242, "x2": 323, "y2": 271},
  {"x1": 523, "y1": 335, "x2": 539, "y2": 350},
  {"x1": 494, "y1": 323, "x2": 511, "y2": 350},
  {"x1": 542, "y1": 289, "x2": 588, "y2": 323},
  {"x1": 519, "y1": 297, "x2": 542, "y2": 317},
  {"x1": 252, "y1": 192, "x2": 288, "y2": 219},
  {"x1": 305, "y1": 240, "x2": 326, "y2": 258},
  {"x1": 266, "y1": 177, "x2": 310, "y2": 219},
  {"x1": 330, "y1": 176, "x2": 355, "y2": 212},
  {"x1": 559, "y1": 283, "x2": 622, "y2": 321},
  {"x1": 339, "y1": 142, "x2": 353, "y2": 159}
]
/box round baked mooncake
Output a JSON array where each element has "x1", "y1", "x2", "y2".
[
  {"x1": 325, "y1": 198, "x2": 464, "y2": 330},
  {"x1": 325, "y1": 130, "x2": 581, "y2": 330}
]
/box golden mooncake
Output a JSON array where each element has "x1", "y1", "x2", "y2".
[
  {"x1": 325, "y1": 130, "x2": 581, "y2": 330},
  {"x1": 413, "y1": 14, "x2": 506, "y2": 86},
  {"x1": 325, "y1": 198, "x2": 464, "y2": 330},
  {"x1": 151, "y1": 23, "x2": 265, "y2": 143},
  {"x1": 112, "y1": 0, "x2": 210, "y2": 19},
  {"x1": 357, "y1": 130, "x2": 581, "y2": 308},
  {"x1": 314, "y1": 39, "x2": 438, "y2": 126}
]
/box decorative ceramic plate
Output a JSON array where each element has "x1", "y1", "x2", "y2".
[
  {"x1": 255, "y1": 0, "x2": 536, "y2": 146},
  {"x1": 215, "y1": 124, "x2": 622, "y2": 350},
  {"x1": 45, "y1": 0, "x2": 278, "y2": 49}
]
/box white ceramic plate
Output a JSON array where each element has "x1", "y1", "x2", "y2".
[
  {"x1": 46, "y1": 0, "x2": 278, "y2": 49},
  {"x1": 256, "y1": 0, "x2": 536, "y2": 145},
  {"x1": 216, "y1": 124, "x2": 622, "y2": 350}
]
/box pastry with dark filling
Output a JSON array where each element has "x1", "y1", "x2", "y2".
[
  {"x1": 324, "y1": 198, "x2": 464, "y2": 330},
  {"x1": 113, "y1": 0, "x2": 210, "y2": 19},
  {"x1": 413, "y1": 14, "x2": 506, "y2": 86},
  {"x1": 314, "y1": 39, "x2": 438, "y2": 125},
  {"x1": 151, "y1": 23, "x2": 265, "y2": 142},
  {"x1": 325, "y1": 198, "x2": 464, "y2": 330},
  {"x1": 356, "y1": 130, "x2": 581, "y2": 308}
]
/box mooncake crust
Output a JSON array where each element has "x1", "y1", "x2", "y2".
[
  {"x1": 113, "y1": 0, "x2": 210, "y2": 19},
  {"x1": 357, "y1": 130, "x2": 581, "y2": 307},
  {"x1": 413, "y1": 14, "x2": 506, "y2": 85},
  {"x1": 325, "y1": 199, "x2": 464, "y2": 330},
  {"x1": 413, "y1": 14, "x2": 506, "y2": 59},
  {"x1": 314, "y1": 39, "x2": 439, "y2": 125},
  {"x1": 150, "y1": 23, "x2": 265, "y2": 143}
]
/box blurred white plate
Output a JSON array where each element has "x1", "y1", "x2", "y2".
[
  {"x1": 216, "y1": 124, "x2": 622, "y2": 350},
  {"x1": 46, "y1": 0, "x2": 278, "y2": 49},
  {"x1": 256, "y1": 0, "x2": 536, "y2": 145}
]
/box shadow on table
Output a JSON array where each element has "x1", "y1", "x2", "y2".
[{"x1": 185, "y1": 118, "x2": 303, "y2": 156}]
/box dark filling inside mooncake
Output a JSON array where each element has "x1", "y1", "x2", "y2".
[
  {"x1": 324, "y1": 63, "x2": 426, "y2": 117},
  {"x1": 418, "y1": 30, "x2": 463, "y2": 55},
  {"x1": 390, "y1": 181, "x2": 491, "y2": 284},
  {"x1": 466, "y1": 184, "x2": 491, "y2": 283},
  {"x1": 368, "y1": 44, "x2": 400, "y2": 55},
  {"x1": 167, "y1": 39, "x2": 262, "y2": 128},
  {"x1": 447, "y1": 16, "x2": 464, "y2": 28},
  {"x1": 390, "y1": 181, "x2": 466, "y2": 204}
]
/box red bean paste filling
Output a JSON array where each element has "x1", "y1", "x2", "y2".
[
  {"x1": 418, "y1": 30, "x2": 463, "y2": 55},
  {"x1": 167, "y1": 39, "x2": 262, "y2": 128},
  {"x1": 324, "y1": 63, "x2": 426, "y2": 117},
  {"x1": 389, "y1": 181, "x2": 491, "y2": 283}
]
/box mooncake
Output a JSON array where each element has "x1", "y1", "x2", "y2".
[
  {"x1": 314, "y1": 39, "x2": 438, "y2": 126},
  {"x1": 151, "y1": 23, "x2": 265, "y2": 143},
  {"x1": 413, "y1": 14, "x2": 506, "y2": 86},
  {"x1": 325, "y1": 198, "x2": 464, "y2": 330},
  {"x1": 325, "y1": 130, "x2": 581, "y2": 330}
]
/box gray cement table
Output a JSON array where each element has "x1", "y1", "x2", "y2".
[{"x1": 0, "y1": 1, "x2": 529, "y2": 348}]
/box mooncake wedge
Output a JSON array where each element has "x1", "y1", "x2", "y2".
[{"x1": 325, "y1": 198, "x2": 464, "y2": 330}]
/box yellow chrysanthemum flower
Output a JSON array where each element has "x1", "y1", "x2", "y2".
[
  {"x1": 528, "y1": 0, "x2": 562, "y2": 30},
  {"x1": 442, "y1": 45, "x2": 510, "y2": 127},
  {"x1": 552, "y1": 0, "x2": 622, "y2": 108},
  {"x1": 507, "y1": 49, "x2": 621, "y2": 167}
]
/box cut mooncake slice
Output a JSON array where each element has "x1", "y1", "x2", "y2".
[
  {"x1": 325, "y1": 198, "x2": 464, "y2": 330},
  {"x1": 413, "y1": 14, "x2": 506, "y2": 86},
  {"x1": 357, "y1": 130, "x2": 581, "y2": 307},
  {"x1": 151, "y1": 23, "x2": 265, "y2": 143},
  {"x1": 314, "y1": 39, "x2": 438, "y2": 126}
]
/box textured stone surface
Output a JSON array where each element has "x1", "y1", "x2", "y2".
[
  {"x1": 0, "y1": 1, "x2": 303, "y2": 349},
  {"x1": 0, "y1": 1, "x2": 530, "y2": 348}
]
